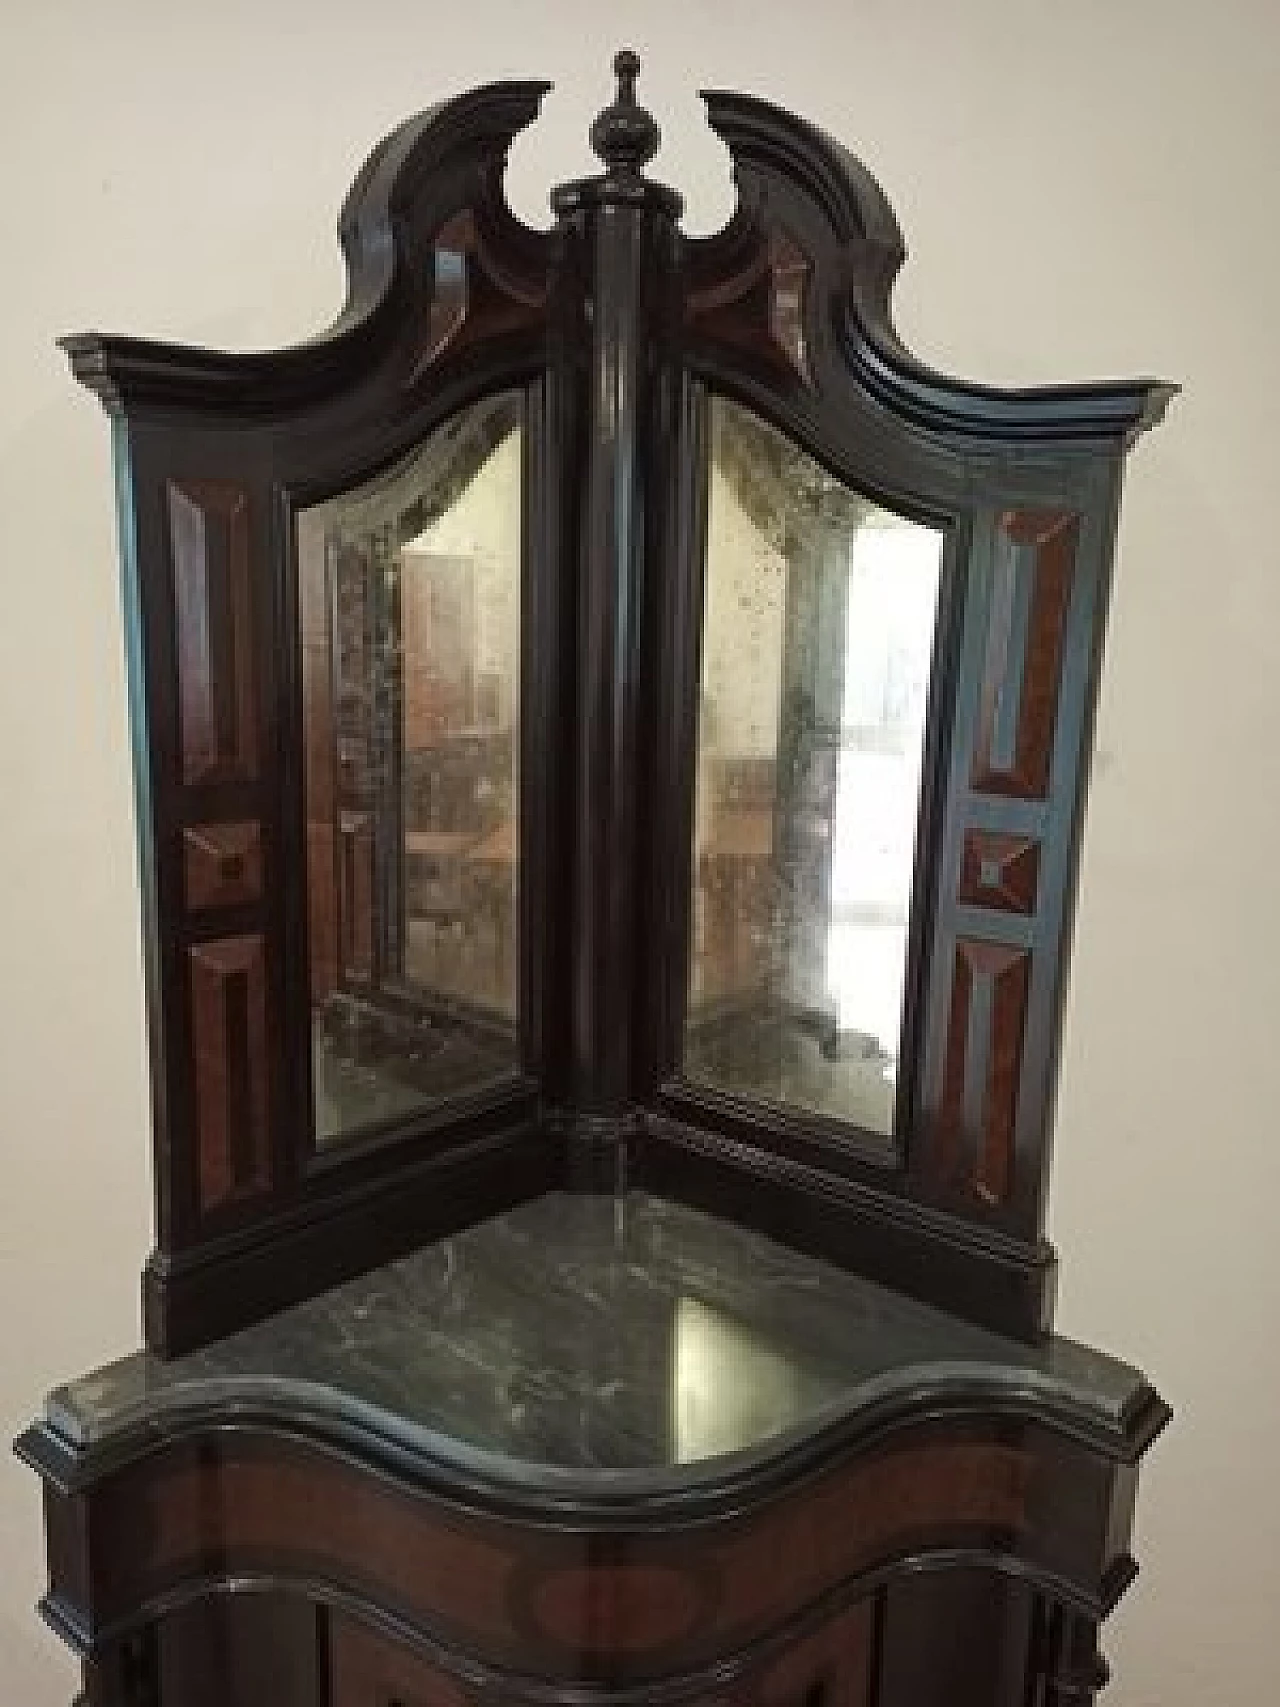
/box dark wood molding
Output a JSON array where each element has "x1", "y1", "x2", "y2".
[
  {"x1": 694, "y1": 90, "x2": 1176, "y2": 449},
  {"x1": 638, "y1": 1111, "x2": 1057, "y2": 1341},
  {"x1": 61, "y1": 81, "x2": 554, "y2": 418},
  {"x1": 19, "y1": 1399, "x2": 1153, "y2": 1685},
  {"x1": 65, "y1": 99, "x2": 562, "y2": 1349},
  {"x1": 143, "y1": 1109, "x2": 551, "y2": 1355},
  {"x1": 27, "y1": 53, "x2": 1173, "y2": 1707},
  {"x1": 58, "y1": 56, "x2": 1173, "y2": 1355}
]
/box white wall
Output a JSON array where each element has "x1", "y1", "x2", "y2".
[{"x1": 1, "y1": 2, "x2": 1275, "y2": 1702}]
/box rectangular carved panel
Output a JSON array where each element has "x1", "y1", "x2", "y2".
[
  {"x1": 936, "y1": 939, "x2": 1031, "y2": 1206},
  {"x1": 168, "y1": 481, "x2": 258, "y2": 785},
  {"x1": 189, "y1": 934, "x2": 269, "y2": 1212},
  {"x1": 972, "y1": 509, "x2": 1079, "y2": 799},
  {"x1": 182, "y1": 821, "x2": 263, "y2": 912},
  {"x1": 958, "y1": 829, "x2": 1040, "y2": 915}
]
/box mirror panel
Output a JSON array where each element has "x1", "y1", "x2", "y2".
[
  {"x1": 684, "y1": 397, "x2": 944, "y2": 1137},
  {"x1": 297, "y1": 395, "x2": 524, "y2": 1147}
]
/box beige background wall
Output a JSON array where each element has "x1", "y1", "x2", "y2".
[{"x1": 1, "y1": 1, "x2": 1275, "y2": 1701}]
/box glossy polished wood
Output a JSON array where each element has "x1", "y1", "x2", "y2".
[
  {"x1": 24, "y1": 1394, "x2": 1141, "y2": 1705},
  {"x1": 25, "y1": 50, "x2": 1171, "y2": 1707},
  {"x1": 59, "y1": 50, "x2": 1171, "y2": 1349},
  {"x1": 188, "y1": 933, "x2": 270, "y2": 1211},
  {"x1": 168, "y1": 480, "x2": 258, "y2": 788},
  {"x1": 66, "y1": 81, "x2": 560, "y2": 1351},
  {"x1": 20, "y1": 1179, "x2": 1163, "y2": 1705},
  {"x1": 182, "y1": 822, "x2": 263, "y2": 913}
]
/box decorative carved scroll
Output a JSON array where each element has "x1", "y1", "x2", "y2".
[
  {"x1": 408, "y1": 209, "x2": 550, "y2": 385},
  {"x1": 687, "y1": 226, "x2": 814, "y2": 383}
]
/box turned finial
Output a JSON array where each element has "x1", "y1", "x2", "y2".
[{"x1": 589, "y1": 48, "x2": 661, "y2": 179}]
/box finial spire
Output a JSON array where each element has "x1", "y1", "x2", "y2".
[
  {"x1": 551, "y1": 49, "x2": 680, "y2": 217},
  {"x1": 589, "y1": 48, "x2": 661, "y2": 180},
  {"x1": 614, "y1": 48, "x2": 639, "y2": 103}
]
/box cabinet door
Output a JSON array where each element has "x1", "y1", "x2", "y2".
[
  {"x1": 876, "y1": 1571, "x2": 1035, "y2": 1707},
  {"x1": 326, "y1": 1601, "x2": 875, "y2": 1707},
  {"x1": 325, "y1": 1578, "x2": 1038, "y2": 1707},
  {"x1": 155, "y1": 1595, "x2": 322, "y2": 1707},
  {"x1": 747, "y1": 1598, "x2": 877, "y2": 1707},
  {"x1": 329, "y1": 1613, "x2": 469, "y2": 1707}
]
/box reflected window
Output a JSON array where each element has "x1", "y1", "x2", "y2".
[
  {"x1": 684, "y1": 397, "x2": 943, "y2": 1136},
  {"x1": 673, "y1": 1295, "x2": 834, "y2": 1463},
  {"x1": 297, "y1": 395, "x2": 523, "y2": 1145}
]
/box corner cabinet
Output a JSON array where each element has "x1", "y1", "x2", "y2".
[{"x1": 17, "y1": 53, "x2": 1174, "y2": 1707}]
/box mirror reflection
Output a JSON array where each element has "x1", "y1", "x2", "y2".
[
  {"x1": 297, "y1": 395, "x2": 523, "y2": 1146},
  {"x1": 685, "y1": 397, "x2": 944, "y2": 1136}
]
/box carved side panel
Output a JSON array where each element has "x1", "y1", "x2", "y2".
[
  {"x1": 936, "y1": 940, "x2": 1032, "y2": 1208},
  {"x1": 972, "y1": 509, "x2": 1078, "y2": 800},
  {"x1": 168, "y1": 481, "x2": 258, "y2": 786},
  {"x1": 189, "y1": 934, "x2": 270, "y2": 1213},
  {"x1": 917, "y1": 501, "x2": 1089, "y2": 1239}
]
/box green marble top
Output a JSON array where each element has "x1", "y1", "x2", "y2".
[{"x1": 46, "y1": 1192, "x2": 1157, "y2": 1495}]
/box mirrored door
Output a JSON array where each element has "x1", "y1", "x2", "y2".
[
  {"x1": 684, "y1": 398, "x2": 945, "y2": 1138},
  {"x1": 296, "y1": 394, "x2": 524, "y2": 1147}
]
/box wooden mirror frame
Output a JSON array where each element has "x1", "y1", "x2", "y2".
[{"x1": 64, "y1": 58, "x2": 1172, "y2": 1353}]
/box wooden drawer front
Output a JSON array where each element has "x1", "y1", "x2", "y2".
[
  {"x1": 328, "y1": 1600, "x2": 875, "y2": 1707},
  {"x1": 330, "y1": 1614, "x2": 466, "y2": 1707},
  {"x1": 183, "y1": 821, "x2": 263, "y2": 911}
]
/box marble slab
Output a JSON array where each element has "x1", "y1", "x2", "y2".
[{"x1": 47, "y1": 1192, "x2": 1151, "y2": 1494}]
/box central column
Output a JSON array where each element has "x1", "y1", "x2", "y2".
[{"x1": 551, "y1": 52, "x2": 683, "y2": 1181}]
